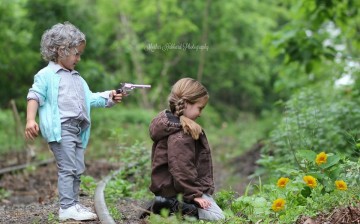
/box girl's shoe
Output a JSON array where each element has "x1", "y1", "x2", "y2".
[{"x1": 140, "y1": 196, "x2": 198, "y2": 218}]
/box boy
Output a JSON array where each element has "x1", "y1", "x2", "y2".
[{"x1": 25, "y1": 21, "x2": 123, "y2": 221}]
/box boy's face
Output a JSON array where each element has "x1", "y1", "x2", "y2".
[{"x1": 57, "y1": 42, "x2": 85, "y2": 71}]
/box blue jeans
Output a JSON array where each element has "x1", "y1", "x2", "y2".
[{"x1": 49, "y1": 119, "x2": 85, "y2": 209}]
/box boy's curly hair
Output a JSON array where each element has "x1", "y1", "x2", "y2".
[{"x1": 40, "y1": 21, "x2": 86, "y2": 62}]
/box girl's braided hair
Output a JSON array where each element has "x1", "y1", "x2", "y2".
[
  {"x1": 40, "y1": 21, "x2": 86, "y2": 62},
  {"x1": 168, "y1": 78, "x2": 209, "y2": 139}
]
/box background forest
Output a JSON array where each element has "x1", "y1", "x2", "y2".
[
  {"x1": 1, "y1": 0, "x2": 360, "y2": 223},
  {"x1": 0, "y1": 0, "x2": 357, "y2": 114}
]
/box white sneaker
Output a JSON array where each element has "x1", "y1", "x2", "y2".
[
  {"x1": 77, "y1": 203, "x2": 93, "y2": 212},
  {"x1": 59, "y1": 204, "x2": 98, "y2": 221}
]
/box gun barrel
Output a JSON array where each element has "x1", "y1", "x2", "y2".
[{"x1": 131, "y1": 84, "x2": 151, "y2": 88}]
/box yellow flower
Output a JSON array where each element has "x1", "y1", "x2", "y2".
[
  {"x1": 277, "y1": 177, "x2": 290, "y2": 188},
  {"x1": 315, "y1": 152, "x2": 327, "y2": 165},
  {"x1": 272, "y1": 198, "x2": 285, "y2": 212},
  {"x1": 335, "y1": 180, "x2": 348, "y2": 191},
  {"x1": 303, "y1": 175, "x2": 317, "y2": 188}
]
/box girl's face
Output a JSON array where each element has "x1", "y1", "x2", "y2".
[
  {"x1": 57, "y1": 42, "x2": 85, "y2": 71},
  {"x1": 183, "y1": 97, "x2": 208, "y2": 120}
]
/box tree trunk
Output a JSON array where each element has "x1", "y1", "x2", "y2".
[{"x1": 197, "y1": 0, "x2": 211, "y2": 82}]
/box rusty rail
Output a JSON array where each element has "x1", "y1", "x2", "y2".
[{"x1": 0, "y1": 158, "x2": 55, "y2": 175}]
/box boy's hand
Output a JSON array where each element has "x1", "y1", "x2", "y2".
[
  {"x1": 111, "y1": 90, "x2": 123, "y2": 103},
  {"x1": 194, "y1": 197, "x2": 211, "y2": 209},
  {"x1": 25, "y1": 120, "x2": 39, "y2": 141}
]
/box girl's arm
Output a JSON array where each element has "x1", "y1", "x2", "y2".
[
  {"x1": 25, "y1": 99, "x2": 39, "y2": 140},
  {"x1": 194, "y1": 197, "x2": 211, "y2": 209}
]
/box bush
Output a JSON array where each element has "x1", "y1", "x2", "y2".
[
  {"x1": 259, "y1": 86, "x2": 360, "y2": 177},
  {"x1": 0, "y1": 109, "x2": 25, "y2": 154}
]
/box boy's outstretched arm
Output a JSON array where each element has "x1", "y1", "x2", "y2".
[
  {"x1": 110, "y1": 90, "x2": 123, "y2": 103},
  {"x1": 25, "y1": 99, "x2": 39, "y2": 140}
]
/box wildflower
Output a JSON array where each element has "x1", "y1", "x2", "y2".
[
  {"x1": 277, "y1": 177, "x2": 290, "y2": 188},
  {"x1": 335, "y1": 180, "x2": 348, "y2": 191},
  {"x1": 271, "y1": 198, "x2": 285, "y2": 212},
  {"x1": 315, "y1": 152, "x2": 327, "y2": 165},
  {"x1": 303, "y1": 175, "x2": 317, "y2": 188}
]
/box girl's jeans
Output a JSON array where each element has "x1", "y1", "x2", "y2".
[
  {"x1": 197, "y1": 194, "x2": 225, "y2": 221},
  {"x1": 49, "y1": 119, "x2": 85, "y2": 209}
]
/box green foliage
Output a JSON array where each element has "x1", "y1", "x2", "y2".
[
  {"x1": 105, "y1": 176, "x2": 134, "y2": 204},
  {"x1": 0, "y1": 188, "x2": 11, "y2": 201},
  {"x1": 0, "y1": 0, "x2": 292, "y2": 118},
  {"x1": 80, "y1": 175, "x2": 97, "y2": 196},
  {"x1": 0, "y1": 0, "x2": 37, "y2": 108},
  {"x1": 114, "y1": 144, "x2": 152, "y2": 198},
  {"x1": 86, "y1": 106, "x2": 154, "y2": 159},
  {"x1": 226, "y1": 152, "x2": 359, "y2": 223},
  {"x1": 208, "y1": 110, "x2": 279, "y2": 164},
  {"x1": 104, "y1": 140, "x2": 152, "y2": 210},
  {"x1": 214, "y1": 190, "x2": 238, "y2": 210},
  {"x1": 147, "y1": 214, "x2": 181, "y2": 224},
  {"x1": 46, "y1": 212, "x2": 58, "y2": 223},
  {"x1": 199, "y1": 0, "x2": 280, "y2": 114},
  {"x1": 0, "y1": 109, "x2": 25, "y2": 154},
  {"x1": 108, "y1": 205, "x2": 124, "y2": 221},
  {"x1": 259, "y1": 85, "x2": 360, "y2": 177},
  {"x1": 267, "y1": 0, "x2": 360, "y2": 98}
]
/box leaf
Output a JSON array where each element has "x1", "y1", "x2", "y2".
[
  {"x1": 307, "y1": 172, "x2": 326, "y2": 180},
  {"x1": 326, "y1": 167, "x2": 341, "y2": 180},
  {"x1": 301, "y1": 186, "x2": 312, "y2": 198},
  {"x1": 321, "y1": 155, "x2": 340, "y2": 169},
  {"x1": 296, "y1": 150, "x2": 317, "y2": 163},
  {"x1": 252, "y1": 197, "x2": 267, "y2": 208}
]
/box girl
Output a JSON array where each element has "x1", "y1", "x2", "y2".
[{"x1": 145, "y1": 78, "x2": 224, "y2": 220}]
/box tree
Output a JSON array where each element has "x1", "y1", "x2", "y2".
[
  {"x1": 0, "y1": 0, "x2": 37, "y2": 108},
  {"x1": 268, "y1": 0, "x2": 360, "y2": 98}
]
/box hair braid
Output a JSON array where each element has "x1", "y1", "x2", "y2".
[{"x1": 175, "y1": 99, "x2": 185, "y2": 116}]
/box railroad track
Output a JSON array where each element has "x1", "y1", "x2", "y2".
[
  {"x1": 93, "y1": 162, "x2": 145, "y2": 224},
  {"x1": 94, "y1": 168, "x2": 120, "y2": 224}
]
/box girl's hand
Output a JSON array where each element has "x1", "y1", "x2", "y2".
[
  {"x1": 194, "y1": 197, "x2": 211, "y2": 209},
  {"x1": 110, "y1": 90, "x2": 123, "y2": 103},
  {"x1": 25, "y1": 120, "x2": 39, "y2": 141}
]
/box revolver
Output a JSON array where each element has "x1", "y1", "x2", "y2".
[{"x1": 116, "y1": 83, "x2": 151, "y2": 94}]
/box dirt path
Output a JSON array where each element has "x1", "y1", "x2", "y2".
[
  {"x1": 0, "y1": 141, "x2": 260, "y2": 224},
  {"x1": 0, "y1": 156, "x2": 235, "y2": 224},
  {"x1": 0, "y1": 160, "x2": 121, "y2": 224}
]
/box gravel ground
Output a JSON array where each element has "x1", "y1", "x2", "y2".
[
  {"x1": 0, "y1": 195, "x2": 98, "y2": 224},
  {"x1": 0, "y1": 160, "x2": 131, "y2": 224}
]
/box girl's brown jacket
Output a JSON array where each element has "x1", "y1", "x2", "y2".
[{"x1": 149, "y1": 110, "x2": 215, "y2": 202}]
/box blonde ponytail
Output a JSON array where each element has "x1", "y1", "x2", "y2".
[{"x1": 180, "y1": 115, "x2": 203, "y2": 140}]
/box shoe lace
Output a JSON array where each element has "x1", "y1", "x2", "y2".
[{"x1": 75, "y1": 204, "x2": 92, "y2": 212}]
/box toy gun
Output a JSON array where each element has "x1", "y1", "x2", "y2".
[{"x1": 116, "y1": 83, "x2": 151, "y2": 94}]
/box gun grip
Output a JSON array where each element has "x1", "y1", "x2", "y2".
[{"x1": 116, "y1": 89, "x2": 123, "y2": 94}]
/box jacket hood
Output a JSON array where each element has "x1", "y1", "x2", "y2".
[{"x1": 149, "y1": 110, "x2": 182, "y2": 142}]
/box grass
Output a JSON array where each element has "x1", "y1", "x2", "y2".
[
  {"x1": 2, "y1": 102, "x2": 359, "y2": 223},
  {"x1": 89, "y1": 107, "x2": 280, "y2": 223},
  {"x1": 86, "y1": 106, "x2": 359, "y2": 223}
]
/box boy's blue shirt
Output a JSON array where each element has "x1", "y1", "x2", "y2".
[{"x1": 29, "y1": 63, "x2": 110, "y2": 148}]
